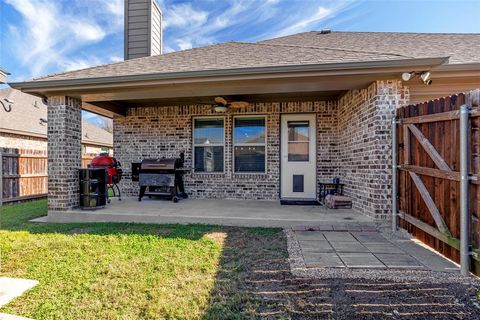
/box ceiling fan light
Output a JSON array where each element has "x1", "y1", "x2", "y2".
[{"x1": 214, "y1": 106, "x2": 228, "y2": 113}]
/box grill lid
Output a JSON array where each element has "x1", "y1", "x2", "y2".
[{"x1": 141, "y1": 158, "x2": 176, "y2": 170}]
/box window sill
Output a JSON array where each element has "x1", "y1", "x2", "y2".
[{"x1": 233, "y1": 172, "x2": 268, "y2": 178}]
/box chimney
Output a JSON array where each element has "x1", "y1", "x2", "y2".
[{"x1": 124, "y1": 0, "x2": 162, "y2": 60}]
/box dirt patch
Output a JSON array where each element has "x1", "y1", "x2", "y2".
[
  {"x1": 202, "y1": 227, "x2": 480, "y2": 320},
  {"x1": 204, "y1": 232, "x2": 227, "y2": 245}
]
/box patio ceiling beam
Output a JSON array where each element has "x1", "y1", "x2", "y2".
[
  {"x1": 77, "y1": 76, "x2": 379, "y2": 103},
  {"x1": 82, "y1": 101, "x2": 127, "y2": 118}
]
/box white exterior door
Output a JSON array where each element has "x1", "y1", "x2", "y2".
[{"x1": 280, "y1": 114, "x2": 316, "y2": 199}]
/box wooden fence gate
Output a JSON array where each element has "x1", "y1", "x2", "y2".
[
  {"x1": 1, "y1": 148, "x2": 96, "y2": 203},
  {"x1": 396, "y1": 90, "x2": 480, "y2": 275}
]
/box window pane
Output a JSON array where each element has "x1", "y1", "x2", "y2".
[
  {"x1": 194, "y1": 118, "x2": 224, "y2": 145},
  {"x1": 234, "y1": 146, "x2": 265, "y2": 173},
  {"x1": 194, "y1": 146, "x2": 224, "y2": 172},
  {"x1": 234, "y1": 117, "x2": 265, "y2": 144},
  {"x1": 288, "y1": 121, "x2": 309, "y2": 142},
  {"x1": 288, "y1": 142, "x2": 309, "y2": 161}
]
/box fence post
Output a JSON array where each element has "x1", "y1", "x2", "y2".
[
  {"x1": 459, "y1": 104, "x2": 470, "y2": 276},
  {"x1": 391, "y1": 116, "x2": 398, "y2": 232},
  {"x1": 0, "y1": 147, "x2": 3, "y2": 207},
  {"x1": 0, "y1": 148, "x2": 3, "y2": 208}
]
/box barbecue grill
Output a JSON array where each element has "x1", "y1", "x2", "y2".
[
  {"x1": 89, "y1": 153, "x2": 123, "y2": 203},
  {"x1": 134, "y1": 153, "x2": 188, "y2": 202}
]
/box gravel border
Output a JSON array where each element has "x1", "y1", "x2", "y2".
[{"x1": 285, "y1": 228, "x2": 480, "y2": 286}]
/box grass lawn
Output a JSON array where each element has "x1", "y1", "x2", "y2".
[{"x1": 0, "y1": 200, "x2": 286, "y2": 320}]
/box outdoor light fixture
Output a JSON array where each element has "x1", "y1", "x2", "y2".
[
  {"x1": 401, "y1": 72, "x2": 415, "y2": 81},
  {"x1": 401, "y1": 71, "x2": 433, "y2": 85},
  {"x1": 420, "y1": 71, "x2": 432, "y2": 85}
]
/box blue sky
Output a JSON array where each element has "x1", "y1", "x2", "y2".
[{"x1": 1, "y1": 0, "x2": 479, "y2": 124}]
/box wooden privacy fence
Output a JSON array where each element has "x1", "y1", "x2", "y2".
[
  {"x1": 396, "y1": 90, "x2": 480, "y2": 275},
  {"x1": 1, "y1": 148, "x2": 96, "y2": 203}
]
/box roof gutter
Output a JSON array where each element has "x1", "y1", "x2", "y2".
[{"x1": 9, "y1": 57, "x2": 449, "y2": 93}]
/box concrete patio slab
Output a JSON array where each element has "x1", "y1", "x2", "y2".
[
  {"x1": 304, "y1": 253, "x2": 345, "y2": 268},
  {"x1": 338, "y1": 253, "x2": 385, "y2": 268},
  {"x1": 295, "y1": 231, "x2": 327, "y2": 241},
  {"x1": 391, "y1": 239, "x2": 460, "y2": 272},
  {"x1": 351, "y1": 232, "x2": 388, "y2": 243},
  {"x1": 329, "y1": 241, "x2": 369, "y2": 253},
  {"x1": 362, "y1": 243, "x2": 405, "y2": 254},
  {"x1": 293, "y1": 230, "x2": 457, "y2": 272},
  {"x1": 323, "y1": 232, "x2": 357, "y2": 242},
  {"x1": 298, "y1": 240, "x2": 334, "y2": 253},
  {"x1": 32, "y1": 198, "x2": 374, "y2": 228},
  {"x1": 0, "y1": 277, "x2": 38, "y2": 308},
  {"x1": 374, "y1": 253, "x2": 426, "y2": 268}
]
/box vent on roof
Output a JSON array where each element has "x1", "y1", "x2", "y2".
[{"x1": 319, "y1": 29, "x2": 331, "y2": 34}]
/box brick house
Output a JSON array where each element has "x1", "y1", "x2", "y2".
[
  {"x1": 9, "y1": 0, "x2": 480, "y2": 221},
  {"x1": 0, "y1": 88, "x2": 113, "y2": 154}
]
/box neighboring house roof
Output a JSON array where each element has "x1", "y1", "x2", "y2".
[
  {"x1": 0, "y1": 88, "x2": 113, "y2": 147},
  {"x1": 0, "y1": 68, "x2": 9, "y2": 84},
  {"x1": 81, "y1": 121, "x2": 113, "y2": 147},
  {"x1": 30, "y1": 31, "x2": 480, "y2": 82}
]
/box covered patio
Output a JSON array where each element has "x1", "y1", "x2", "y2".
[
  {"x1": 32, "y1": 198, "x2": 375, "y2": 228},
  {"x1": 11, "y1": 57, "x2": 450, "y2": 223}
]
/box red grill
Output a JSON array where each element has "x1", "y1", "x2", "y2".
[{"x1": 89, "y1": 154, "x2": 122, "y2": 201}]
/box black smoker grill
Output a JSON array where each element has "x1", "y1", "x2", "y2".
[{"x1": 134, "y1": 154, "x2": 188, "y2": 202}]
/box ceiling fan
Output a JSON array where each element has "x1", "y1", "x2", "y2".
[{"x1": 200, "y1": 97, "x2": 250, "y2": 112}]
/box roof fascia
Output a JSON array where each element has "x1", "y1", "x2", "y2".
[{"x1": 9, "y1": 57, "x2": 449, "y2": 93}]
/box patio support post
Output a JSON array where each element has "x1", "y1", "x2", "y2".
[
  {"x1": 459, "y1": 104, "x2": 470, "y2": 276},
  {"x1": 47, "y1": 96, "x2": 82, "y2": 212},
  {"x1": 391, "y1": 116, "x2": 398, "y2": 232}
]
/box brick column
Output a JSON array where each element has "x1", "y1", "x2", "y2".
[
  {"x1": 337, "y1": 81, "x2": 409, "y2": 221},
  {"x1": 372, "y1": 81, "x2": 409, "y2": 220},
  {"x1": 47, "y1": 96, "x2": 82, "y2": 211}
]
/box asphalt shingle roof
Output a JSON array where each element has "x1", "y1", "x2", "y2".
[
  {"x1": 259, "y1": 31, "x2": 480, "y2": 65},
  {"x1": 33, "y1": 31, "x2": 480, "y2": 82}
]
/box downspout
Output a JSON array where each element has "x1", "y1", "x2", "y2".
[
  {"x1": 459, "y1": 104, "x2": 471, "y2": 276},
  {"x1": 391, "y1": 116, "x2": 399, "y2": 233}
]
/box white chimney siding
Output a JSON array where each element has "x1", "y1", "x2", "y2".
[{"x1": 124, "y1": 0, "x2": 163, "y2": 60}]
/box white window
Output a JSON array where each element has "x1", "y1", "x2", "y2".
[
  {"x1": 193, "y1": 117, "x2": 224, "y2": 173},
  {"x1": 233, "y1": 116, "x2": 266, "y2": 173}
]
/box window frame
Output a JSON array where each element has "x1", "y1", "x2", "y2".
[
  {"x1": 192, "y1": 116, "x2": 226, "y2": 174},
  {"x1": 232, "y1": 115, "x2": 267, "y2": 175},
  {"x1": 287, "y1": 120, "x2": 311, "y2": 162}
]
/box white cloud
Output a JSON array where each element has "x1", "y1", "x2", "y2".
[
  {"x1": 164, "y1": 3, "x2": 208, "y2": 29},
  {"x1": 175, "y1": 39, "x2": 193, "y2": 51},
  {"x1": 273, "y1": 6, "x2": 332, "y2": 38},
  {"x1": 61, "y1": 57, "x2": 101, "y2": 72},
  {"x1": 70, "y1": 21, "x2": 106, "y2": 42},
  {"x1": 109, "y1": 56, "x2": 123, "y2": 63},
  {"x1": 106, "y1": 0, "x2": 123, "y2": 17},
  {"x1": 5, "y1": 0, "x2": 122, "y2": 78}
]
